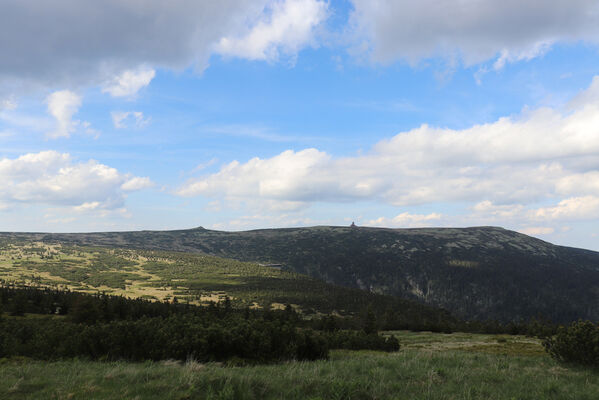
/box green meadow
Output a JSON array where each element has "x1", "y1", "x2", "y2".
[{"x1": 2, "y1": 331, "x2": 598, "y2": 400}]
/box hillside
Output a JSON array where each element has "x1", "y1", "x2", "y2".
[
  {"x1": 4, "y1": 225, "x2": 598, "y2": 322},
  {"x1": 0, "y1": 239, "x2": 453, "y2": 329}
]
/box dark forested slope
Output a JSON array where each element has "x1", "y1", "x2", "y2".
[{"x1": 3, "y1": 226, "x2": 599, "y2": 322}]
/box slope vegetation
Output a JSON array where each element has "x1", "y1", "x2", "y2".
[
  {"x1": 6, "y1": 225, "x2": 598, "y2": 322},
  {"x1": 0, "y1": 239, "x2": 452, "y2": 328}
]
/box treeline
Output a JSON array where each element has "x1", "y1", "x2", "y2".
[
  {"x1": 0, "y1": 283, "x2": 558, "y2": 335},
  {"x1": 0, "y1": 285, "x2": 398, "y2": 363},
  {"x1": 0, "y1": 314, "x2": 328, "y2": 363},
  {"x1": 313, "y1": 312, "x2": 558, "y2": 338}
]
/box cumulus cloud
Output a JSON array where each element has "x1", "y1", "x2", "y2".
[
  {"x1": 0, "y1": 151, "x2": 153, "y2": 212},
  {"x1": 45, "y1": 90, "x2": 82, "y2": 138},
  {"x1": 349, "y1": 0, "x2": 599, "y2": 67},
  {"x1": 71, "y1": 202, "x2": 131, "y2": 219},
  {"x1": 111, "y1": 111, "x2": 150, "y2": 129},
  {"x1": 215, "y1": 0, "x2": 328, "y2": 61},
  {"x1": 177, "y1": 76, "x2": 599, "y2": 224},
  {"x1": 177, "y1": 148, "x2": 338, "y2": 200},
  {"x1": 532, "y1": 196, "x2": 599, "y2": 221},
  {"x1": 0, "y1": 0, "x2": 327, "y2": 92},
  {"x1": 102, "y1": 66, "x2": 155, "y2": 98}
]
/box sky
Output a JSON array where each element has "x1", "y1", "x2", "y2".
[{"x1": 1, "y1": 0, "x2": 599, "y2": 251}]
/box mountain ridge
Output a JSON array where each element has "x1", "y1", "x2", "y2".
[{"x1": 2, "y1": 225, "x2": 598, "y2": 322}]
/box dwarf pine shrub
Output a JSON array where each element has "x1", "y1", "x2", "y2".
[{"x1": 543, "y1": 320, "x2": 599, "y2": 366}]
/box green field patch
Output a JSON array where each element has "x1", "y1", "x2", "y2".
[
  {"x1": 463, "y1": 342, "x2": 546, "y2": 357},
  {"x1": 385, "y1": 330, "x2": 545, "y2": 357}
]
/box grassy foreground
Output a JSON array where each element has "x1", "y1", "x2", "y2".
[{"x1": 2, "y1": 332, "x2": 599, "y2": 400}]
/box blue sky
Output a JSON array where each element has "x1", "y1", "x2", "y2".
[{"x1": 1, "y1": 0, "x2": 599, "y2": 250}]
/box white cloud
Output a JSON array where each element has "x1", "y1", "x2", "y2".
[
  {"x1": 468, "y1": 196, "x2": 599, "y2": 227},
  {"x1": 368, "y1": 212, "x2": 443, "y2": 228},
  {"x1": 121, "y1": 176, "x2": 154, "y2": 191},
  {"x1": 349, "y1": 0, "x2": 599, "y2": 67},
  {"x1": 177, "y1": 76, "x2": 599, "y2": 226},
  {"x1": 216, "y1": 0, "x2": 328, "y2": 61},
  {"x1": 492, "y1": 41, "x2": 552, "y2": 71},
  {"x1": 46, "y1": 90, "x2": 82, "y2": 138},
  {"x1": 73, "y1": 202, "x2": 103, "y2": 212},
  {"x1": 102, "y1": 66, "x2": 155, "y2": 98},
  {"x1": 111, "y1": 111, "x2": 150, "y2": 129},
  {"x1": 0, "y1": 151, "x2": 153, "y2": 212},
  {"x1": 71, "y1": 202, "x2": 131, "y2": 218},
  {"x1": 531, "y1": 196, "x2": 599, "y2": 221},
  {"x1": 177, "y1": 148, "x2": 336, "y2": 201},
  {"x1": 555, "y1": 171, "x2": 599, "y2": 197}
]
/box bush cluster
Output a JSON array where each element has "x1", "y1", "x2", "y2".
[
  {"x1": 0, "y1": 315, "x2": 327, "y2": 362},
  {"x1": 543, "y1": 320, "x2": 599, "y2": 366},
  {"x1": 0, "y1": 285, "x2": 403, "y2": 363}
]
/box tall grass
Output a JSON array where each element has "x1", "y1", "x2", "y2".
[{"x1": 2, "y1": 348, "x2": 598, "y2": 399}]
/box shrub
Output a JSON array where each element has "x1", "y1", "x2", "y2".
[{"x1": 543, "y1": 320, "x2": 599, "y2": 366}]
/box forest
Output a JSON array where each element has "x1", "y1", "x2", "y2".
[{"x1": 0, "y1": 285, "x2": 400, "y2": 363}]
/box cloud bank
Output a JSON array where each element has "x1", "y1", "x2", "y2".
[
  {"x1": 349, "y1": 0, "x2": 599, "y2": 66},
  {"x1": 178, "y1": 76, "x2": 599, "y2": 225},
  {"x1": 0, "y1": 0, "x2": 328, "y2": 92},
  {"x1": 2, "y1": 0, "x2": 599, "y2": 94}
]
